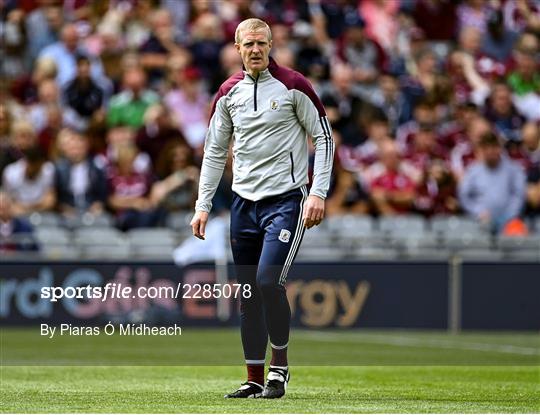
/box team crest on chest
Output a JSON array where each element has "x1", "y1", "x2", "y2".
[
  {"x1": 278, "y1": 229, "x2": 291, "y2": 243},
  {"x1": 270, "y1": 99, "x2": 280, "y2": 111}
]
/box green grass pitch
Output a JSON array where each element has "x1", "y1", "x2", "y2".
[{"x1": 1, "y1": 328, "x2": 539, "y2": 413}]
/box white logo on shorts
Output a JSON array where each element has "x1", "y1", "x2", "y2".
[{"x1": 278, "y1": 229, "x2": 291, "y2": 243}]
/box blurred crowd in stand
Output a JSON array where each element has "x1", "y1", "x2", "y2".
[{"x1": 1, "y1": 0, "x2": 539, "y2": 247}]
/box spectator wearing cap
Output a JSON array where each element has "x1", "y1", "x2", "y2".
[
  {"x1": 107, "y1": 67, "x2": 160, "y2": 129},
  {"x1": 64, "y1": 54, "x2": 104, "y2": 130},
  {"x1": 484, "y1": 82, "x2": 526, "y2": 141},
  {"x1": 164, "y1": 66, "x2": 209, "y2": 151},
  {"x1": 459, "y1": 132, "x2": 526, "y2": 232},
  {"x1": 367, "y1": 140, "x2": 421, "y2": 215}
]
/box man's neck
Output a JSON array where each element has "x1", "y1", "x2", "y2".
[{"x1": 247, "y1": 69, "x2": 261, "y2": 78}]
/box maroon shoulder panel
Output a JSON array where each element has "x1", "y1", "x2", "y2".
[
  {"x1": 209, "y1": 71, "x2": 245, "y2": 120},
  {"x1": 267, "y1": 57, "x2": 326, "y2": 117}
]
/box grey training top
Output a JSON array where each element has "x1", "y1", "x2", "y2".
[{"x1": 195, "y1": 57, "x2": 334, "y2": 213}]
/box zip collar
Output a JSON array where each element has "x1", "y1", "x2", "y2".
[{"x1": 242, "y1": 57, "x2": 278, "y2": 83}]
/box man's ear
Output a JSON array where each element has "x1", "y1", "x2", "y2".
[{"x1": 234, "y1": 43, "x2": 240, "y2": 53}]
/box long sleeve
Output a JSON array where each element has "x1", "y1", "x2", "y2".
[
  {"x1": 458, "y1": 167, "x2": 483, "y2": 217},
  {"x1": 506, "y1": 164, "x2": 526, "y2": 219},
  {"x1": 194, "y1": 95, "x2": 233, "y2": 213},
  {"x1": 292, "y1": 76, "x2": 334, "y2": 199}
]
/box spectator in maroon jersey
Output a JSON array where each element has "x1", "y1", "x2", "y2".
[
  {"x1": 458, "y1": 26, "x2": 508, "y2": 82},
  {"x1": 396, "y1": 100, "x2": 438, "y2": 151},
  {"x1": 413, "y1": 0, "x2": 457, "y2": 41},
  {"x1": 339, "y1": 110, "x2": 390, "y2": 175},
  {"x1": 368, "y1": 140, "x2": 421, "y2": 215},
  {"x1": 403, "y1": 123, "x2": 448, "y2": 173},
  {"x1": 10, "y1": 57, "x2": 57, "y2": 106},
  {"x1": 450, "y1": 116, "x2": 492, "y2": 181},
  {"x1": 415, "y1": 159, "x2": 459, "y2": 216},
  {"x1": 107, "y1": 143, "x2": 162, "y2": 231},
  {"x1": 150, "y1": 140, "x2": 199, "y2": 213},
  {"x1": 135, "y1": 103, "x2": 186, "y2": 166}
]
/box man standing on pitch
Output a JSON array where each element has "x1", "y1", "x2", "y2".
[{"x1": 191, "y1": 18, "x2": 334, "y2": 399}]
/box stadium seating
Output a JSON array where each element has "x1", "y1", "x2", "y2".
[{"x1": 7, "y1": 214, "x2": 537, "y2": 262}]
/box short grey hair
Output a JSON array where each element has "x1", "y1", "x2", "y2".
[{"x1": 235, "y1": 18, "x2": 272, "y2": 44}]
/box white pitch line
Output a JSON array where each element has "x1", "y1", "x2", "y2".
[{"x1": 296, "y1": 331, "x2": 540, "y2": 356}]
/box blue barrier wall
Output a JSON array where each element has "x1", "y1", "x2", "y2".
[{"x1": 1, "y1": 261, "x2": 538, "y2": 330}]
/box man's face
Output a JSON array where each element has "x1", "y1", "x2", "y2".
[
  {"x1": 483, "y1": 144, "x2": 502, "y2": 168},
  {"x1": 236, "y1": 29, "x2": 271, "y2": 76}
]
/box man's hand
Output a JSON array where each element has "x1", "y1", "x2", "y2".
[
  {"x1": 303, "y1": 195, "x2": 325, "y2": 229},
  {"x1": 190, "y1": 211, "x2": 209, "y2": 240}
]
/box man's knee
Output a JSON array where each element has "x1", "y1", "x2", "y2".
[{"x1": 256, "y1": 272, "x2": 283, "y2": 297}]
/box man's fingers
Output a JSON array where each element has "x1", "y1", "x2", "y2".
[
  {"x1": 190, "y1": 218, "x2": 206, "y2": 240},
  {"x1": 198, "y1": 219, "x2": 207, "y2": 239}
]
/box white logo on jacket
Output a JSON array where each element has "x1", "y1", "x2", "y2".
[
  {"x1": 270, "y1": 100, "x2": 280, "y2": 111},
  {"x1": 278, "y1": 229, "x2": 291, "y2": 243}
]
